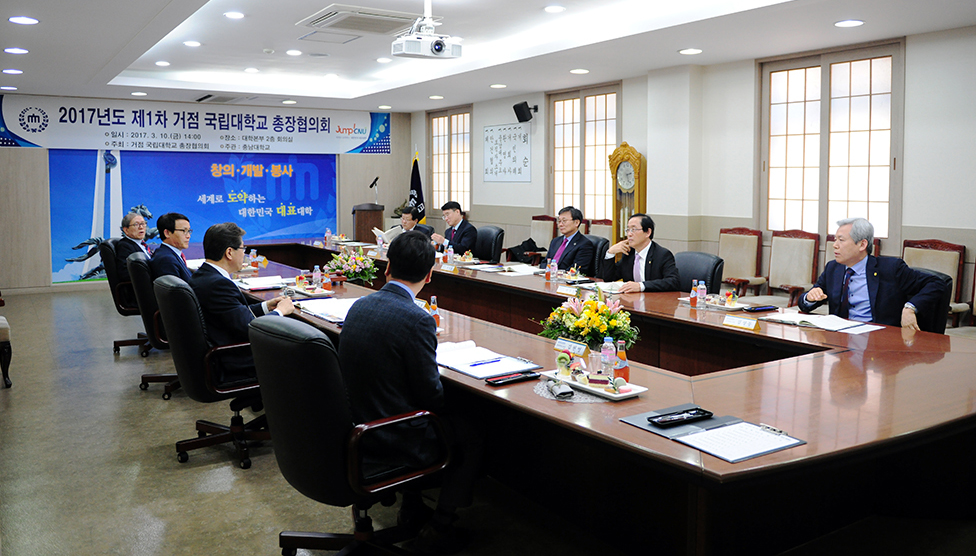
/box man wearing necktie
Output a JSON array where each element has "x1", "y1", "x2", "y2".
[
  {"x1": 600, "y1": 213, "x2": 680, "y2": 293},
  {"x1": 115, "y1": 212, "x2": 151, "y2": 283},
  {"x1": 799, "y1": 217, "x2": 946, "y2": 331},
  {"x1": 430, "y1": 201, "x2": 477, "y2": 255},
  {"x1": 540, "y1": 206, "x2": 594, "y2": 276},
  {"x1": 150, "y1": 212, "x2": 193, "y2": 282}
]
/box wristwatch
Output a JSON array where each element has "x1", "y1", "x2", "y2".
[{"x1": 904, "y1": 302, "x2": 917, "y2": 313}]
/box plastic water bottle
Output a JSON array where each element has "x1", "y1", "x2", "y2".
[
  {"x1": 312, "y1": 264, "x2": 322, "y2": 287},
  {"x1": 600, "y1": 336, "x2": 616, "y2": 377},
  {"x1": 697, "y1": 280, "x2": 707, "y2": 304},
  {"x1": 324, "y1": 228, "x2": 332, "y2": 244},
  {"x1": 690, "y1": 279, "x2": 698, "y2": 307},
  {"x1": 447, "y1": 246, "x2": 454, "y2": 264}
]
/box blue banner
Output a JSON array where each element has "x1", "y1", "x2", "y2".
[{"x1": 50, "y1": 149, "x2": 336, "y2": 283}]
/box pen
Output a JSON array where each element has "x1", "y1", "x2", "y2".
[{"x1": 469, "y1": 357, "x2": 503, "y2": 367}]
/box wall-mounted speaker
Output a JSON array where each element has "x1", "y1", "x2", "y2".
[{"x1": 514, "y1": 101, "x2": 538, "y2": 123}]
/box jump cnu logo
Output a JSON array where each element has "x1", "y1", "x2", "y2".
[{"x1": 19, "y1": 107, "x2": 48, "y2": 133}]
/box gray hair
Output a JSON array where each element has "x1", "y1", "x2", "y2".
[
  {"x1": 121, "y1": 212, "x2": 143, "y2": 228},
  {"x1": 837, "y1": 217, "x2": 874, "y2": 255}
]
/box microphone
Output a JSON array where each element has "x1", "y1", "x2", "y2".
[{"x1": 368, "y1": 176, "x2": 379, "y2": 188}]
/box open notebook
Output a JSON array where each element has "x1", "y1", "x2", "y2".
[{"x1": 436, "y1": 341, "x2": 541, "y2": 379}]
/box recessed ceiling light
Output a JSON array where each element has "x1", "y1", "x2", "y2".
[
  {"x1": 376, "y1": 57, "x2": 392, "y2": 64},
  {"x1": 378, "y1": 105, "x2": 392, "y2": 110},
  {"x1": 490, "y1": 84, "x2": 507, "y2": 89},
  {"x1": 286, "y1": 49, "x2": 302, "y2": 56},
  {"x1": 429, "y1": 95, "x2": 444, "y2": 100},
  {"x1": 8, "y1": 16, "x2": 39, "y2": 25},
  {"x1": 244, "y1": 67, "x2": 259, "y2": 73},
  {"x1": 131, "y1": 92, "x2": 148, "y2": 96},
  {"x1": 4, "y1": 48, "x2": 28, "y2": 55},
  {"x1": 544, "y1": 5, "x2": 566, "y2": 13},
  {"x1": 155, "y1": 60, "x2": 170, "y2": 67},
  {"x1": 223, "y1": 11, "x2": 245, "y2": 19},
  {"x1": 2, "y1": 69, "x2": 23, "y2": 75},
  {"x1": 569, "y1": 68, "x2": 589, "y2": 74},
  {"x1": 0, "y1": 86, "x2": 17, "y2": 91},
  {"x1": 282, "y1": 100, "x2": 297, "y2": 105},
  {"x1": 183, "y1": 40, "x2": 201, "y2": 47},
  {"x1": 679, "y1": 48, "x2": 703, "y2": 55},
  {"x1": 834, "y1": 19, "x2": 864, "y2": 28}
]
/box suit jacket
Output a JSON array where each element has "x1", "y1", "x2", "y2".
[
  {"x1": 542, "y1": 233, "x2": 595, "y2": 276},
  {"x1": 445, "y1": 219, "x2": 477, "y2": 255},
  {"x1": 338, "y1": 282, "x2": 443, "y2": 467},
  {"x1": 189, "y1": 263, "x2": 264, "y2": 347},
  {"x1": 149, "y1": 244, "x2": 192, "y2": 282},
  {"x1": 600, "y1": 241, "x2": 681, "y2": 292},
  {"x1": 115, "y1": 236, "x2": 145, "y2": 283},
  {"x1": 798, "y1": 255, "x2": 946, "y2": 329}
]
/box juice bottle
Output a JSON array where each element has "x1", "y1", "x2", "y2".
[
  {"x1": 430, "y1": 296, "x2": 440, "y2": 327},
  {"x1": 690, "y1": 279, "x2": 698, "y2": 307},
  {"x1": 615, "y1": 340, "x2": 630, "y2": 382}
]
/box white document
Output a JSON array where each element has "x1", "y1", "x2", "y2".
[
  {"x1": 758, "y1": 312, "x2": 866, "y2": 332},
  {"x1": 185, "y1": 258, "x2": 205, "y2": 271},
  {"x1": 491, "y1": 264, "x2": 539, "y2": 277},
  {"x1": 297, "y1": 297, "x2": 361, "y2": 323},
  {"x1": 580, "y1": 281, "x2": 626, "y2": 293},
  {"x1": 373, "y1": 226, "x2": 402, "y2": 244},
  {"x1": 238, "y1": 275, "x2": 285, "y2": 290},
  {"x1": 675, "y1": 422, "x2": 804, "y2": 463},
  {"x1": 435, "y1": 341, "x2": 540, "y2": 379}
]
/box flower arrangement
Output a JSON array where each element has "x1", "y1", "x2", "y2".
[
  {"x1": 325, "y1": 246, "x2": 377, "y2": 285},
  {"x1": 539, "y1": 289, "x2": 639, "y2": 349}
]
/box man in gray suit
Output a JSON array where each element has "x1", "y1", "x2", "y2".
[{"x1": 339, "y1": 230, "x2": 481, "y2": 554}]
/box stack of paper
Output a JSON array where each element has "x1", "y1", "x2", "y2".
[
  {"x1": 297, "y1": 297, "x2": 361, "y2": 323},
  {"x1": 758, "y1": 312, "x2": 869, "y2": 332},
  {"x1": 580, "y1": 281, "x2": 626, "y2": 293},
  {"x1": 237, "y1": 275, "x2": 285, "y2": 290},
  {"x1": 436, "y1": 341, "x2": 541, "y2": 379}
]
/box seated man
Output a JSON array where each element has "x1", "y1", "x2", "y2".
[
  {"x1": 149, "y1": 212, "x2": 192, "y2": 281},
  {"x1": 115, "y1": 212, "x2": 151, "y2": 283},
  {"x1": 377, "y1": 206, "x2": 426, "y2": 244},
  {"x1": 799, "y1": 217, "x2": 946, "y2": 331},
  {"x1": 339, "y1": 231, "x2": 482, "y2": 554},
  {"x1": 600, "y1": 213, "x2": 680, "y2": 293},
  {"x1": 540, "y1": 206, "x2": 594, "y2": 276},
  {"x1": 430, "y1": 201, "x2": 476, "y2": 255},
  {"x1": 189, "y1": 222, "x2": 294, "y2": 377}
]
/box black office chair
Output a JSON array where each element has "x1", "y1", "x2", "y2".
[
  {"x1": 584, "y1": 234, "x2": 610, "y2": 277},
  {"x1": 153, "y1": 275, "x2": 269, "y2": 469},
  {"x1": 674, "y1": 251, "x2": 725, "y2": 295},
  {"x1": 248, "y1": 316, "x2": 451, "y2": 556},
  {"x1": 912, "y1": 267, "x2": 952, "y2": 334},
  {"x1": 473, "y1": 225, "x2": 505, "y2": 263},
  {"x1": 126, "y1": 253, "x2": 181, "y2": 399},
  {"x1": 414, "y1": 223, "x2": 434, "y2": 238},
  {"x1": 98, "y1": 239, "x2": 150, "y2": 354}
]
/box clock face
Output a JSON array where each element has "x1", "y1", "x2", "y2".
[{"x1": 616, "y1": 161, "x2": 635, "y2": 191}]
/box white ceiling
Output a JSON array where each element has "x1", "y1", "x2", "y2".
[{"x1": 2, "y1": 0, "x2": 975, "y2": 113}]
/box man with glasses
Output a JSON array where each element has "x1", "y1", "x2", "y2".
[
  {"x1": 540, "y1": 206, "x2": 594, "y2": 276},
  {"x1": 115, "y1": 212, "x2": 151, "y2": 282},
  {"x1": 430, "y1": 201, "x2": 476, "y2": 255},
  {"x1": 600, "y1": 213, "x2": 680, "y2": 293},
  {"x1": 150, "y1": 212, "x2": 193, "y2": 282},
  {"x1": 190, "y1": 222, "x2": 294, "y2": 377}
]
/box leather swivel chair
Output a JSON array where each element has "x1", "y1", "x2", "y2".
[
  {"x1": 473, "y1": 225, "x2": 505, "y2": 263},
  {"x1": 584, "y1": 234, "x2": 610, "y2": 277},
  {"x1": 674, "y1": 252, "x2": 725, "y2": 295},
  {"x1": 153, "y1": 275, "x2": 270, "y2": 469},
  {"x1": 414, "y1": 223, "x2": 434, "y2": 238},
  {"x1": 126, "y1": 253, "x2": 181, "y2": 399},
  {"x1": 98, "y1": 239, "x2": 150, "y2": 354},
  {"x1": 912, "y1": 267, "x2": 953, "y2": 334},
  {"x1": 248, "y1": 316, "x2": 451, "y2": 556}
]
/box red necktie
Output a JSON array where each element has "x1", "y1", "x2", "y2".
[
  {"x1": 180, "y1": 252, "x2": 187, "y2": 266},
  {"x1": 448, "y1": 227, "x2": 455, "y2": 241},
  {"x1": 838, "y1": 267, "x2": 854, "y2": 319},
  {"x1": 142, "y1": 241, "x2": 151, "y2": 255}
]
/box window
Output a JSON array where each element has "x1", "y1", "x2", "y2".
[
  {"x1": 429, "y1": 108, "x2": 471, "y2": 211},
  {"x1": 761, "y1": 43, "x2": 902, "y2": 239},
  {"x1": 551, "y1": 86, "x2": 618, "y2": 220}
]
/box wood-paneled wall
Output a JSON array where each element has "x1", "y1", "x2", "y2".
[{"x1": 0, "y1": 148, "x2": 51, "y2": 289}]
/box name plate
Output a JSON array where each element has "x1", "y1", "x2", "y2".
[
  {"x1": 556, "y1": 285, "x2": 579, "y2": 296},
  {"x1": 554, "y1": 337, "x2": 589, "y2": 357},
  {"x1": 440, "y1": 264, "x2": 457, "y2": 273},
  {"x1": 312, "y1": 241, "x2": 324, "y2": 247},
  {"x1": 723, "y1": 314, "x2": 760, "y2": 331},
  {"x1": 367, "y1": 250, "x2": 379, "y2": 257}
]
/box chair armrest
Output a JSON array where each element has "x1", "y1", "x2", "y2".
[
  {"x1": 115, "y1": 281, "x2": 139, "y2": 313},
  {"x1": 203, "y1": 342, "x2": 259, "y2": 395},
  {"x1": 776, "y1": 284, "x2": 807, "y2": 307},
  {"x1": 152, "y1": 311, "x2": 169, "y2": 347},
  {"x1": 347, "y1": 409, "x2": 452, "y2": 496}
]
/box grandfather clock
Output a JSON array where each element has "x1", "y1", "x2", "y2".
[{"x1": 609, "y1": 142, "x2": 646, "y2": 243}]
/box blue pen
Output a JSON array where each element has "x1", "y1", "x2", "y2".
[{"x1": 469, "y1": 357, "x2": 503, "y2": 367}]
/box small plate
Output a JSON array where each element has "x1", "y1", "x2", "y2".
[{"x1": 539, "y1": 370, "x2": 646, "y2": 401}]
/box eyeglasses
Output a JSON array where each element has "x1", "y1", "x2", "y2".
[
  {"x1": 129, "y1": 222, "x2": 147, "y2": 228},
  {"x1": 175, "y1": 227, "x2": 192, "y2": 235},
  {"x1": 234, "y1": 245, "x2": 246, "y2": 251},
  {"x1": 556, "y1": 218, "x2": 575, "y2": 225},
  {"x1": 625, "y1": 227, "x2": 643, "y2": 234}
]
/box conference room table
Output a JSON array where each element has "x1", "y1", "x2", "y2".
[{"x1": 231, "y1": 243, "x2": 976, "y2": 555}]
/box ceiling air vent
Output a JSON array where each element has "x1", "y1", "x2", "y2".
[
  {"x1": 194, "y1": 94, "x2": 249, "y2": 104},
  {"x1": 296, "y1": 4, "x2": 434, "y2": 35}
]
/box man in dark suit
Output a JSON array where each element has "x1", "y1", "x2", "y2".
[
  {"x1": 798, "y1": 217, "x2": 945, "y2": 331},
  {"x1": 115, "y1": 212, "x2": 151, "y2": 282},
  {"x1": 149, "y1": 212, "x2": 193, "y2": 282},
  {"x1": 430, "y1": 201, "x2": 476, "y2": 255},
  {"x1": 339, "y1": 230, "x2": 481, "y2": 554},
  {"x1": 189, "y1": 223, "x2": 294, "y2": 377},
  {"x1": 600, "y1": 213, "x2": 680, "y2": 293},
  {"x1": 540, "y1": 206, "x2": 595, "y2": 276}
]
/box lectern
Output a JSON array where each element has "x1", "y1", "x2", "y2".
[{"x1": 352, "y1": 203, "x2": 385, "y2": 242}]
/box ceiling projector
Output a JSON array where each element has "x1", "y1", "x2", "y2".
[{"x1": 392, "y1": 33, "x2": 461, "y2": 59}]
